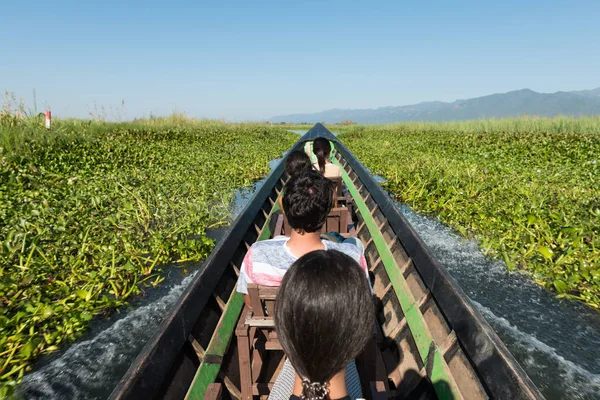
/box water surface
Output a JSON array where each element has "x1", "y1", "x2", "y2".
[{"x1": 381, "y1": 176, "x2": 600, "y2": 399}]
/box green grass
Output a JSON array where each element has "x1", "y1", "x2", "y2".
[
  {"x1": 0, "y1": 116, "x2": 297, "y2": 397},
  {"x1": 340, "y1": 117, "x2": 600, "y2": 309},
  {"x1": 330, "y1": 116, "x2": 600, "y2": 135}
]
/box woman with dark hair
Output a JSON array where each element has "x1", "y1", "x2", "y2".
[
  {"x1": 312, "y1": 138, "x2": 341, "y2": 178},
  {"x1": 273, "y1": 250, "x2": 374, "y2": 400}
]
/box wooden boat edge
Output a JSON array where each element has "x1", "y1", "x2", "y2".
[
  {"x1": 108, "y1": 146, "x2": 289, "y2": 399},
  {"x1": 330, "y1": 129, "x2": 543, "y2": 399},
  {"x1": 108, "y1": 123, "x2": 544, "y2": 400},
  {"x1": 109, "y1": 125, "x2": 331, "y2": 399}
]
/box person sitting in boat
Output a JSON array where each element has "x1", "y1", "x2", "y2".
[
  {"x1": 271, "y1": 250, "x2": 374, "y2": 400},
  {"x1": 236, "y1": 169, "x2": 368, "y2": 307},
  {"x1": 277, "y1": 151, "x2": 362, "y2": 252},
  {"x1": 312, "y1": 137, "x2": 341, "y2": 178},
  {"x1": 278, "y1": 150, "x2": 314, "y2": 210},
  {"x1": 285, "y1": 150, "x2": 313, "y2": 177}
]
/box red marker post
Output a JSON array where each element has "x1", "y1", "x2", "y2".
[{"x1": 45, "y1": 110, "x2": 51, "y2": 130}]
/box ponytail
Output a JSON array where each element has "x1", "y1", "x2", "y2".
[
  {"x1": 313, "y1": 138, "x2": 331, "y2": 175},
  {"x1": 300, "y1": 379, "x2": 328, "y2": 400}
]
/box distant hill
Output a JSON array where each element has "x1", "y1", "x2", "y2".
[{"x1": 270, "y1": 88, "x2": 600, "y2": 124}]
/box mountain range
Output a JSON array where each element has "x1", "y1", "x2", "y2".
[{"x1": 269, "y1": 88, "x2": 600, "y2": 124}]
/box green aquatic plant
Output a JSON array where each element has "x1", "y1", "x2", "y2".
[
  {"x1": 341, "y1": 118, "x2": 600, "y2": 309},
  {"x1": 0, "y1": 119, "x2": 297, "y2": 396}
]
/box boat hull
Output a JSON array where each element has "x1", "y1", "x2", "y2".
[{"x1": 109, "y1": 123, "x2": 542, "y2": 400}]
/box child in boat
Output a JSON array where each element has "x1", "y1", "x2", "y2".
[
  {"x1": 273, "y1": 250, "x2": 374, "y2": 400},
  {"x1": 236, "y1": 169, "x2": 368, "y2": 307},
  {"x1": 312, "y1": 137, "x2": 341, "y2": 178}
]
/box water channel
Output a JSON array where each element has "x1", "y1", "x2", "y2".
[
  {"x1": 399, "y1": 202, "x2": 600, "y2": 399},
  {"x1": 14, "y1": 137, "x2": 600, "y2": 400}
]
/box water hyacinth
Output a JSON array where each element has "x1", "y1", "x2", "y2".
[
  {"x1": 340, "y1": 118, "x2": 600, "y2": 309},
  {"x1": 0, "y1": 117, "x2": 297, "y2": 397}
]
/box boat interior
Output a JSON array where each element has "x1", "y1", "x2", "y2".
[
  {"x1": 111, "y1": 131, "x2": 540, "y2": 400},
  {"x1": 172, "y1": 142, "x2": 488, "y2": 400}
]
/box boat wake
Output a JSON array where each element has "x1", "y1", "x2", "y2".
[
  {"x1": 475, "y1": 302, "x2": 600, "y2": 400},
  {"x1": 399, "y1": 204, "x2": 600, "y2": 400},
  {"x1": 14, "y1": 272, "x2": 198, "y2": 400}
]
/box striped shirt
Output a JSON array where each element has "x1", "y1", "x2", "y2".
[{"x1": 236, "y1": 237, "x2": 368, "y2": 294}]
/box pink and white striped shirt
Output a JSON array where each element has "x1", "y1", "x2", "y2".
[{"x1": 236, "y1": 237, "x2": 368, "y2": 294}]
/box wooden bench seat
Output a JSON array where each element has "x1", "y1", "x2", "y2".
[{"x1": 235, "y1": 284, "x2": 282, "y2": 400}]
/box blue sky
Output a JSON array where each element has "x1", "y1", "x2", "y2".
[{"x1": 2, "y1": 0, "x2": 599, "y2": 120}]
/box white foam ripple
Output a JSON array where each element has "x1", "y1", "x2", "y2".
[{"x1": 15, "y1": 272, "x2": 197, "y2": 400}]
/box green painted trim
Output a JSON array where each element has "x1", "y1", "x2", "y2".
[
  {"x1": 329, "y1": 140, "x2": 336, "y2": 160},
  {"x1": 332, "y1": 158, "x2": 462, "y2": 400},
  {"x1": 186, "y1": 292, "x2": 244, "y2": 400},
  {"x1": 260, "y1": 200, "x2": 280, "y2": 240},
  {"x1": 185, "y1": 193, "x2": 283, "y2": 399}
]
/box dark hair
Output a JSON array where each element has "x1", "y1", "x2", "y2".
[
  {"x1": 285, "y1": 150, "x2": 312, "y2": 177},
  {"x1": 282, "y1": 169, "x2": 333, "y2": 233},
  {"x1": 275, "y1": 250, "x2": 374, "y2": 400},
  {"x1": 313, "y1": 138, "x2": 332, "y2": 175}
]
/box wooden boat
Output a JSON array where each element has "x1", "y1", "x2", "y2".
[{"x1": 109, "y1": 123, "x2": 543, "y2": 400}]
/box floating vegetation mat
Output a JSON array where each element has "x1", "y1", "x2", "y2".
[
  {"x1": 0, "y1": 119, "x2": 297, "y2": 396},
  {"x1": 341, "y1": 118, "x2": 600, "y2": 309}
]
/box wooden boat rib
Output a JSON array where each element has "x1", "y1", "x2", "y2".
[{"x1": 109, "y1": 123, "x2": 543, "y2": 400}]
